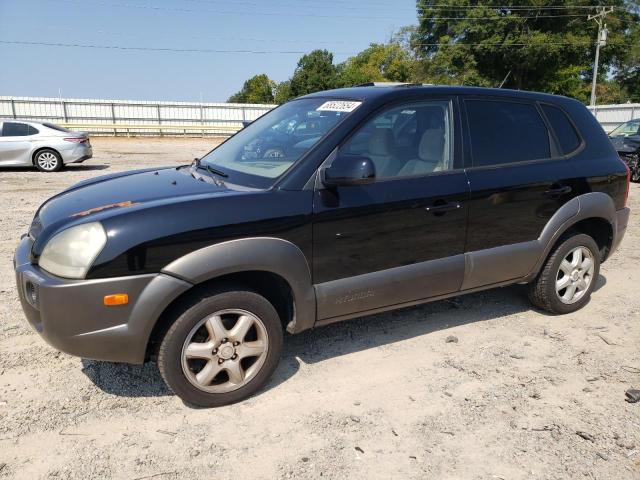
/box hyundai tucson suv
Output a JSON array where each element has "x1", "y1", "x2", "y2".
[
  {"x1": 609, "y1": 118, "x2": 640, "y2": 181},
  {"x1": 0, "y1": 120, "x2": 92, "y2": 172},
  {"x1": 14, "y1": 85, "x2": 630, "y2": 407}
]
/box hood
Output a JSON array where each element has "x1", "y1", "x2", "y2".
[
  {"x1": 609, "y1": 134, "x2": 640, "y2": 154},
  {"x1": 30, "y1": 166, "x2": 255, "y2": 240}
]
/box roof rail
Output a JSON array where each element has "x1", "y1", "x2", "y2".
[{"x1": 355, "y1": 82, "x2": 433, "y2": 87}]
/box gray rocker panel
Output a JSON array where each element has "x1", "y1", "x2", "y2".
[
  {"x1": 315, "y1": 255, "x2": 464, "y2": 320},
  {"x1": 161, "y1": 237, "x2": 316, "y2": 333}
]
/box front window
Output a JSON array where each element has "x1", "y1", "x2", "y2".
[
  {"x1": 200, "y1": 98, "x2": 361, "y2": 187},
  {"x1": 340, "y1": 100, "x2": 452, "y2": 179},
  {"x1": 610, "y1": 119, "x2": 640, "y2": 137}
]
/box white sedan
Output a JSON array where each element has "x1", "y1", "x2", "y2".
[{"x1": 0, "y1": 120, "x2": 92, "y2": 172}]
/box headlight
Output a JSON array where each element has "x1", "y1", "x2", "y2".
[{"x1": 38, "y1": 222, "x2": 107, "y2": 279}]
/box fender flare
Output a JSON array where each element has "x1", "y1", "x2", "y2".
[
  {"x1": 161, "y1": 237, "x2": 316, "y2": 333},
  {"x1": 528, "y1": 191, "x2": 616, "y2": 278}
]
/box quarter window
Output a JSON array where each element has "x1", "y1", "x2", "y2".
[
  {"x1": 466, "y1": 100, "x2": 550, "y2": 167},
  {"x1": 341, "y1": 100, "x2": 453, "y2": 179},
  {"x1": 541, "y1": 104, "x2": 581, "y2": 155},
  {"x1": 2, "y1": 122, "x2": 38, "y2": 137}
]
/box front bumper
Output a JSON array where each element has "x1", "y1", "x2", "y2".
[{"x1": 14, "y1": 236, "x2": 191, "y2": 364}]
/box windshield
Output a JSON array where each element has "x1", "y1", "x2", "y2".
[
  {"x1": 200, "y1": 98, "x2": 361, "y2": 187},
  {"x1": 610, "y1": 119, "x2": 640, "y2": 137}
]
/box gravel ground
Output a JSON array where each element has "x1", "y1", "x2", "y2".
[{"x1": 1, "y1": 137, "x2": 639, "y2": 480}]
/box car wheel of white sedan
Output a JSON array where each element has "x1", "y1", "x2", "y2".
[{"x1": 35, "y1": 149, "x2": 63, "y2": 172}]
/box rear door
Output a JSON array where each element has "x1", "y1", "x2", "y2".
[
  {"x1": 461, "y1": 97, "x2": 579, "y2": 289},
  {"x1": 0, "y1": 122, "x2": 37, "y2": 165},
  {"x1": 312, "y1": 97, "x2": 470, "y2": 321}
]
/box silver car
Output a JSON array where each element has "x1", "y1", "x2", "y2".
[{"x1": 0, "y1": 120, "x2": 92, "y2": 172}]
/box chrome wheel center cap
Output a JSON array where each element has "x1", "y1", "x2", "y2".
[
  {"x1": 570, "y1": 270, "x2": 581, "y2": 282},
  {"x1": 218, "y1": 344, "x2": 235, "y2": 360}
]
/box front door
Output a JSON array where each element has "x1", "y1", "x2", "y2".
[{"x1": 312, "y1": 98, "x2": 469, "y2": 321}]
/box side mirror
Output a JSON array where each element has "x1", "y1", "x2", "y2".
[
  {"x1": 322, "y1": 154, "x2": 376, "y2": 187},
  {"x1": 241, "y1": 121, "x2": 252, "y2": 129}
]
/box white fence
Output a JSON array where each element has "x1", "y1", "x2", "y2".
[
  {"x1": 1, "y1": 95, "x2": 637, "y2": 136},
  {"x1": 587, "y1": 103, "x2": 640, "y2": 132},
  {"x1": 0, "y1": 96, "x2": 277, "y2": 137}
]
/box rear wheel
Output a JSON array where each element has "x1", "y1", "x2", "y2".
[
  {"x1": 158, "y1": 289, "x2": 283, "y2": 407},
  {"x1": 527, "y1": 233, "x2": 600, "y2": 314},
  {"x1": 34, "y1": 149, "x2": 62, "y2": 172}
]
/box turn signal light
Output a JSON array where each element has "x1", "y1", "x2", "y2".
[{"x1": 103, "y1": 294, "x2": 129, "y2": 306}]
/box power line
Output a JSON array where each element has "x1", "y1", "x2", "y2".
[
  {"x1": 44, "y1": 0, "x2": 629, "y2": 21},
  {"x1": 1, "y1": 39, "x2": 633, "y2": 54},
  {"x1": 0, "y1": 40, "x2": 353, "y2": 55}
]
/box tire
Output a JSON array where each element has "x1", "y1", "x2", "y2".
[
  {"x1": 158, "y1": 288, "x2": 283, "y2": 407},
  {"x1": 527, "y1": 233, "x2": 600, "y2": 314},
  {"x1": 34, "y1": 149, "x2": 62, "y2": 172}
]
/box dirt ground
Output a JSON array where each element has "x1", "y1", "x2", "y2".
[{"x1": 1, "y1": 137, "x2": 639, "y2": 480}]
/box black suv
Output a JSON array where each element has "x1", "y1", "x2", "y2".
[
  {"x1": 14, "y1": 85, "x2": 630, "y2": 407},
  {"x1": 609, "y1": 118, "x2": 640, "y2": 181}
]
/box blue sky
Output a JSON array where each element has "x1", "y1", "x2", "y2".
[{"x1": 0, "y1": 0, "x2": 418, "y2": 102}]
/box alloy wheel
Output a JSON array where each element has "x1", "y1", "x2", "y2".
[
  {"x1": 181, "y1": 309, "x2": 269, "y2": 393},
  {"x1": 555, "y1": 246, "x2": 595, "y2": 304},
  {"x1": 37, "y1": 152, "x2": 59, "y2": 171}
]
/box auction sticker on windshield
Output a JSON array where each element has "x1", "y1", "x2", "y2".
[{"x1": 317, "y1": 101, "x2": 362, "y2": 112}]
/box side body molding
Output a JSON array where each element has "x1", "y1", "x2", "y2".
[{"x1": 161, "y1": 237, "x2": 316, "y2": 333}]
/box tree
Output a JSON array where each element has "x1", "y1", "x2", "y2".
[
  {"x1": 288, "y1": 50, "x2": 340, "y2": 98},
  {"x1": 228, "y1": 74, "x2": 276, "y2": 104},
  {"x1": 338, "y1": 43, "x2": 417, "y2": 87},
  {"x1": 614, "y1": 13, "x2": 640, "y2": 102},
  {"x1": 413, "y1": 0, "x2": 639, "y2": 99},
  {"x1": 274, "y1": 80, "x2": 292, "y2": 104}
]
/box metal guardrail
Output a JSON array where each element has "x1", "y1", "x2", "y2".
[
  {"x1": 59, "y1": 122, "x2": 242, "y2": 137},
  {"x1": 0, "y1": 96, "x2": 277, "y2": 137}
]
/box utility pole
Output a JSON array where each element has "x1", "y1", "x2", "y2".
[{"x1": 588, "y1": 6, "x2": 614, "y2": 107}]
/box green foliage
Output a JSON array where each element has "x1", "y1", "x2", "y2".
[
  {"x1": 337, "y1": 43, "x2": 417, "y2": 87},
  {"x1": 274, "y1": 80, "x2": 292, "y2": 104},
  {"x1": 288, "y1": 50, "x2": 340, "y2": 99},
  {"x1": 413, "y1": 0, "x2": 639, "y2": 98},
  {"x1": 228, "y1": 74, "x2": 276, "y2": 104}
]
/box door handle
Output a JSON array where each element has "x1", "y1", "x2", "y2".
[
  {"x1": 425, "y1": 201, "x2": 461, "y2": 214},
  {"x1": 544, "y1": 185, "x2": 572, "y2": 197}
]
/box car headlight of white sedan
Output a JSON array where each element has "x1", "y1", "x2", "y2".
[{"x1": 38, "y1": 222, "x2": 107, "y2": 279}]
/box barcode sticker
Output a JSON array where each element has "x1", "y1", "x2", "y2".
[{"x1": 316, "y1": 101, "x2": 362, "y2": 112}]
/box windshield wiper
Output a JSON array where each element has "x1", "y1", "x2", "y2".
[{"x1": 192, "y1": 157, "x2": 228, "y2": 178}]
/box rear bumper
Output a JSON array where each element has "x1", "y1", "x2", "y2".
[
  {"x1": 14, "y1": 236, "x2": 191, "y2": 364},
  {"x1": 61, "y1": 144, "x2": 93, "y2": 164},
  {"x1": 610, "y1": 207, "x2": 630, "y2": 257}
]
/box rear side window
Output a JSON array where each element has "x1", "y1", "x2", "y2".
[
  {"x1": 1, "y1": 122, "x2": 38, "y2": 136},
  {"x1": 43, "y1": 123, "x2": 72, "y2": 133},
  {"x1": 466, "y1": 100, "x2": 550, "y2": 167},
  {"x1": 541, "y1": 104, "x2": 581, "y2": 154}
]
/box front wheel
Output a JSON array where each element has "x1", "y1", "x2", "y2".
[
  {"x1": 158, "y1": 289, "x2": 283, "y2": 407},
  {"x1": 527, "y1": 233, "x2": 600, "y2": 314}
]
